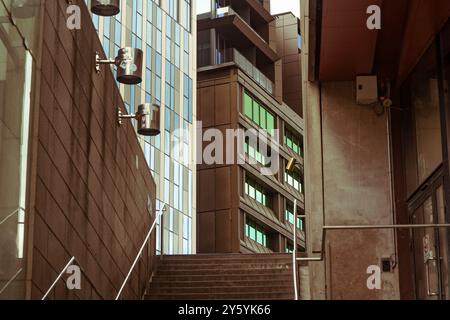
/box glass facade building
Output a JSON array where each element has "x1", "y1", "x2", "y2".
[{"x1": 85, "y1": 0, "x2": 197, "y2": 255}]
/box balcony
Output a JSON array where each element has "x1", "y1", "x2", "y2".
[
  {"x1": 204, "y1": 47, "x2": 274, "y2": 95},
  {"x1": 233, "y1": 49, "x2": 274, "y2": 94},
  {"x1": 216, "y1": 6, "x2": 267, "y2": 44}
]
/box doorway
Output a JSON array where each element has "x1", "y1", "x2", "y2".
[{"x1": 409, "y1": 169, "x2": 450, "y2": 300}]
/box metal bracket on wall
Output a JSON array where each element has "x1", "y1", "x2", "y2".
[
  {"x1": 95, "y1": 52, "x2": 116, "y2": 74},
  {"x1": 117, "y1": 107, "x2": 136, "y2": 126}
]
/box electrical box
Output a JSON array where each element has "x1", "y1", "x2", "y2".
[{"x1": 356, "y1": 75, "x2": 378, "y2": 105}]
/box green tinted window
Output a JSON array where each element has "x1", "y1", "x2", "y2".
[
  {"x1": 244, "y1": 93, "x2": 253, "y2": 118},
  {"x1": 253, "y1": 103, "x2": 260, "y2": 125},
  {"x1": 249, "y1": 226, "x2": 256, "y2": 240},
  {"x1": 246, "y1": 220, "x2": 268, "y2": 247},
  {"x1": 267, "y1": 114, "x2": 275, "y2": 135},
  {"x1": 293, "y1": 142, "x2": 299, "y2": 154},
  {"x1": 260, "y1": 108, "x2": 266, "y2": 129},
  {"x1": 243, "y1": 91, "x2": 275, "y2": 136},
  {"x1": 285, "y1": 169, "x2": 303, "y2": 193},
  {"x1": 245, "y1": 177, "x2": 270, "y2": 207},
  {"x1": 285, "y1": 128, "x2": 303, "y2": 157},
  {"x1": 256, "y1": 230, "x2": 263, "y2": 244},
  {"x1": 286, "y1": 204, "x2": 305, "y2": 231},
  {"x1": 286, "y1": 137, "x2": 293, "y2": 149},
  {"x1": 245, "y1": 141, "x2": 270, "y2": 167}
]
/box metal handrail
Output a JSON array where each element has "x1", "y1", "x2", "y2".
[
  {"x1": 290, "y1": 223, "x2": 450, "y2": 300},
  {"x1": 0, "y1": 207, "x2": 25, "y2": 226},
  {"x1": 0, "y1": 268, "x2": 23, "y2": 295},
  {"x1": 115, "y1": 205, "x2": 167, "y2": 300},
  {"x1": 41, "y1": 256, "x2": 101, "y2": 300},
  {"x1": 42, "y1": 257, "x2": 76, "y2": 300},
  {"x1": 296, "y1": 223, "x2": 450, "y2": 263}
]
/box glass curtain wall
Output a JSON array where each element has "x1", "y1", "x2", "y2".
[{"x1": 87, "y1": 0, "x2": 196, "y2": 255}]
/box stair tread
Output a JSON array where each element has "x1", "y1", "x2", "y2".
[
  {"x1": 159, "y1": 265, "x2": 292, "y2": 270},
  {"x1": 151, "y1": 280, "x2": 291, "y2": 284},
  {"x1": 160, "y1": 254, "x2": 291, "y2": 258},
  {"x1": 145, "y1": 292, "x2": 293, "y2": 300},
  {"x1": 148, "y1": 254, "x2": 298, "y2": 300}
]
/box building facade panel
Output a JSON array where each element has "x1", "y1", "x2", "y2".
[{"x1": 0, "y1": 0, "x2": 158, "y2": 300}]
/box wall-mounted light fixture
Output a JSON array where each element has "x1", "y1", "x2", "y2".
[
  {"x1": 118, "y1": 103, "x2": 161, "y2": 137},
  {"x1": 91, "y1": 0, "x2": 120, "y2": 16},
  {"x1": 96, "y1": 47, "x2": 143, "y2": 85},
  {"x1": 11, "y1": 0, "x2": 39, "y2": 18},
  {"x1": 286, "y1": 157, "x2": 298, "y2": 173}
]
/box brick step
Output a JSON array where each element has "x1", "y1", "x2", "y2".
[
  {"x1": 157, "y1": 263, "x2": 292, "y2": 271},
  {"x1": 156, "y1": 268, "x2": 293, "y2": 277},
  {"x1": 159, "y1": 258, "x2": 292, "y2": 265},
  {"x1": 148, "y1": 285, "x2": 294, "y2": 294},
  {"x1": 144, "y1": 292, "x2": 294, "y2": 300},
  {"x1": 151, "y1": 273, "x2": 293, "y2": 282},
  {"x1": 150, "y1": 279, "x2": 292, "y2": 288},
  {"x1": 160, "y1": 254, "x2": 291, "y2": 260}
]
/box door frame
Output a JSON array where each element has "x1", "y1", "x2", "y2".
[{"x1": 408, "y1": 164, "x2": 447, "y2": 299}]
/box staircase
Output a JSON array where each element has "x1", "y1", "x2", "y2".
[{"x1": 145, "y1": 254, "x2": 296, "y2": 300}]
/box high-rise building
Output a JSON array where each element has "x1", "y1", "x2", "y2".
[
  {"x1": 196, "y1": 1, "x2": 306, "y2": 254},
  {"x1": 86, "y1": 0, "x2": 197, "y2": 255}
]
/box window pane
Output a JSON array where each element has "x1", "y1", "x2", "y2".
[
  {"x1": 250, "y1": 226, "x2": 256, "y2": 240},
  {"x1": 287, "y1": 137, "x2": 293, "y2": 148},
  {"x1": 253, "y1": 102, "x2": 260, "y2": 125},
  {"x1": 249, "y1": 185, "x2": 255, "y2": 199},
  {"x1": 256, "y1": 190, "x2": 262, "y2": 203},
  {"x1": 293, "y1": 142, "x2": 299, "y2": 154},
  {"x1": 256, "y1": 231, "x2": 263, "y2": 244},
  {"x1": 267, "y1": 114, "x2": 274, "y2": 134},
  {"x1": 244, "y1": 93, "x2": 253, "y2": 118},
  {"x1": 260, "y1": 108, "x2": 266, "y2": 129}
]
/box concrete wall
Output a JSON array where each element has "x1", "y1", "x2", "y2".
[
  {"x1": 27, "y1": 0, "x2": 157, "y2": 300},
  {"x1": 304, "y1": 81, "x2": 401, "y2": 300},
  {"x1": 301, "y1": 0, "x2": 400, "y2": 300},
  {"x1": 320, "y1": 82, "x2": 399, "y2": 299}
]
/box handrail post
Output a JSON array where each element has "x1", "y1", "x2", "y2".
[
  {"x1": 292, "y1": 199, "x2": 299, "y2": 300},
  {"x1": 160, "y1": 207, "x2": 164, "y2": 257}
]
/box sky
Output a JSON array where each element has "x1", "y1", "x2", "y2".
[{"x1": 197, "y1": 0, "x2": 300, "y2": 18}]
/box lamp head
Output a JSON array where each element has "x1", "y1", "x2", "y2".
[
  {"x1": 286, "y1": 158, "x2": 297, "y2": 173},
  {"x1": 136, "y1": 103, "x2": 161, "y2": 137},
  {"x1": 91, "y1": 0, "x2": 121, "y2": 16},
  {"x1": 115, "y1": 47, "x2": 143, "y2": 85}
]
